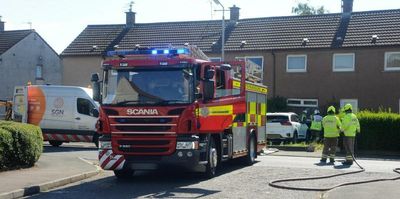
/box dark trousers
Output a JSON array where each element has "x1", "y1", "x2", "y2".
[
  {"x1": 343, "y1": 136, "x2": 355, "y2": 162},
  {"x1": 321, "y1": 137, "x2": 338, "y2": 159}
]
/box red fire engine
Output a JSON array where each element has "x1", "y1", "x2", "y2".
[{"x1": 91, "y1": 46, "x2": 268, "y2": 178}]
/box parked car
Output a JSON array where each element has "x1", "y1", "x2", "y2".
[{"x1": 266, "y1": 112, "x2": 309, "y2": 145}]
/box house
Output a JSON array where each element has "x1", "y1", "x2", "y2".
[
  {"x1": 0, "y1": 17, "x2": 62, "y2": 100},
  {"x1": 61, "y1": 0, "x2": 400, "y2": 113}
]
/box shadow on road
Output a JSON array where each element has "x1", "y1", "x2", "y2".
[
  {"x1": 29, "y1": 159, "x2": 258, "y2": 199},
  {"x1": 43, "y1": 143, "x2": 97, "y2": 153}
]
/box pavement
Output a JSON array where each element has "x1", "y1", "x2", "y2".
[
  {"x1": 0, "y1": 147, "x2": 100, "y2": 199},
  {"x1": 0, "y1": 145, "x2": 399, "y2": 199}
]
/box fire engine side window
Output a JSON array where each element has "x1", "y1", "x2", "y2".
[
  {"x1": 77, "y1": 98, "x2": 95, "y2": 116},
  {"x1": 216, "y1": 69, "x2": 233, "y2": 98}
]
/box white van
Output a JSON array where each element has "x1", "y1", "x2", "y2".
[{"x1": 12, "y1": 85, "x2": 99, "y2": 147}]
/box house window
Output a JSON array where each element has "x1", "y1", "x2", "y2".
[
  {"x1": 209, "y1": 57, "x2": 221, "y2": 62},
  {"x1": 235, "y1": 56, "x2": 264, "y2": 84},
  {"x1": 333, "y1": 53, "x2": 355, "y2": 72},
  {"x1": 287, "y1": 98, "x2": 318, "y2": 107},
  {"x1": 35, "y1": 65, "x2": 43, "y2": 79},
  {"x1": 287, "y1": 55, "x2": 307, "y2": 72},
  {"x1": 385, "y1": 52, "x2": 400, "y2": 71},
  {"x1": 340, "y1": 99, "x2": 358, "y2": 113}
]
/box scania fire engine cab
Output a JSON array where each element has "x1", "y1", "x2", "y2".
[{"x1": 92, "y1": 46, "x2": 268, "y2": 178}]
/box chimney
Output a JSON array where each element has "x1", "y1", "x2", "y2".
[
  {"x1": 342, "y1": 0, "x2": 354, "y2": 13},
  {"x1": 0, "y1": 16, "x2": 4, "y2": 31},
  {"x1": 230, "y1": 5, "x2": 240, "y2": 22},
  {"x1": 125, "y1": 3, "x2": 136, "y2": 28}
]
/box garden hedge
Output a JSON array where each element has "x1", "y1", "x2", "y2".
[
  {"x1": 0, "y1": 121, "x2": 43, "y2": 170},
  {"x1": 356, "y1": 111, "x2": 400, "y2": 151}
]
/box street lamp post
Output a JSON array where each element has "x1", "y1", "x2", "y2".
[{"x1": 213, "y1": 0, "x2": 226, "y2": 61}]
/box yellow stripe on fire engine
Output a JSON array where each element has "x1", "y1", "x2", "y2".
[
  {"x1": 198, "y1": 105, "x2": 233, "y2": 116},
  {"x1": 232, "y1": 80, "x2": 268, "y2": 94},
  {"x1": 260, "y1": 103, "x2": 267, "y2": 115},
  {"x1": 249, "y1": 102, "x2": 256, "y2": 114}
]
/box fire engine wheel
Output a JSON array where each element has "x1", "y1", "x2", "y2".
[
  {"x1": 204, "y1": 138, "x2": 218, "y2": 178},
  {"x1": 114, "y1": 168, "x2": 135, "y2": 180},
  {"x1": 49, "y1": 140, "x2": 63, "y2": 147},
  {"x1": 244, "y1": 134, "x2": 256, "y2": 166}
]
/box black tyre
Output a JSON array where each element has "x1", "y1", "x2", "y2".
[
  {"x1": 49, "y1": 140, "x2": 63, "y2": 147},
  {"x1": 114, "y1": 168, "x2": 135, "y2": 180},
  {"x1": 204, "y1": 138, "x2": 218, "y2": 178},
  {"x1": 292, "y1": 132, "x2": 298, "y2": 144},
  {"x1": 244, "y1": 134, "x2": 257, "y2": 166},
  {"x1": 93, "y1": 133, "x2": 99, "y2": 148}
]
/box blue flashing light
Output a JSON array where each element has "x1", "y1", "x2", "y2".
[
  {"x1": 177, "y1": 49, "x2": 185, "y2": 54},
  {"x1": 106, "y1": 48, "x2": 190, "y2": 57}
]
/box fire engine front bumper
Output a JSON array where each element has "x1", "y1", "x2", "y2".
[
  {"x1": 123, "y1": 149, "x2": 204, "y2": 171},
  {"x1": 98, "y1": 135, "x2": 208, "y2": 171}
]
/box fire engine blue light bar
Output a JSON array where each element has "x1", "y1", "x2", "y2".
[{"x1": 107, "y1": 48, "x2": 189, "y2": 57}]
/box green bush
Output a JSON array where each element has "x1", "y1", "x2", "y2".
[
  {"x1": 356, "y1": 111, "x2": 400, "y2": 151},
  {"x1": 0, "y1": 121, "x2": 43, "y2": 170}
]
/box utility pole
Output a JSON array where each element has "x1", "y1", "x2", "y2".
[{"x1": 213, "y1": 0, "x2": 227, "y2": 61}]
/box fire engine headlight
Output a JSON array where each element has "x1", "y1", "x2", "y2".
[
  {"x1": 176, "y1": 141, "x2": 198, "y2": 150},
  {"x1": 99, "y1": 141, "x2": 112, "y2": 149}
]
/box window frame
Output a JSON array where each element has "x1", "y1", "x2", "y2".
[
  {"x1": 340, "y1": 99, "x2": 358, "y2": 113},
  {"x1": 286, "y1": 55, "x2": 307, "y2": 73},
  {"x1": 287, "y1": 98, "x2": 318, "y2": 108},
  {"x1": 384, "y1": 52, "x2": 400, "y2": 71},
  {"x1": 333, "y1": 53, "x2": 355, "y2": 72},
  {"x1": 209, "y1": 57, "x2": 222, "y2": 62},
  {"x1": 35, "y1": 65, "x2": 43, "y2": 79}
]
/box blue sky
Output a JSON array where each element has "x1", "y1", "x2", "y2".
[{"x1": 0, "y1": 0, "x2": 399, "y2": 53}]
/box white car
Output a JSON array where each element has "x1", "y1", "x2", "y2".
[{"x1": 266, "y1": 112, "x2": 309, "y2": 144}]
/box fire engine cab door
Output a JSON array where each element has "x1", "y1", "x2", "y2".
[{"x1": 74, "y1": 97, "x2": 97, "y2": 133}]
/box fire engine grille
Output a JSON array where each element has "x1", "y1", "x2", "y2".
[
  {"x1": 114, "y1": 118, "x2": 173, "y2": 124},
  {"x1": 115, "y1": 126, "x2": 172, "y2": 132},
  {"x1": 116, "y1": 139, "x2": 175, "y2": 154},
  {"x1": 110, "y1": 115, "x2": 179, "y2": 155}
]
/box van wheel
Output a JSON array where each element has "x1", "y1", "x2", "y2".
[
  {"x1": 114, "y1": 168, "x2": 135, "y2": 180},
  {"x1": 49, "y1": 140, "x2": 63, "y2": 147},
  {"x1": 244, "y1": 134, "x2": 257, "y2": 165},
  {"x1": 292, "y1": 132, "x2": 298, "y2": 144},
  {"x1": 93, "y1": 133, "x2": 99, "y2": 148},
  {"x1": 204, "y1": 138, "x2": 218, "y2": 179}
]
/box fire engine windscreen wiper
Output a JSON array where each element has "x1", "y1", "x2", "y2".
[
  {"x1": 114, "y1": 100, "x2": 157, "y2": 105},
  {"x1": 154, "y1": 100, "x2": 185, "y2": 105}
]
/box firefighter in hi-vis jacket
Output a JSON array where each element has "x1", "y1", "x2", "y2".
[{"x1": 320, "y1": 106, "x2": 341, "y2": 164}]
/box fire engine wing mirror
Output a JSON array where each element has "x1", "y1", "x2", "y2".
[
  {"x1": 203, "y1": 80, "x2": 215, "y2": 101},
  {"x1": 219, "y1": 64, "x2": 232, "y2": 71},
  {"x1": 203, "y1": 68, "x2": 215, "y2": 79},
  {"x1": 91, "y1": 73, "x2": 101, "y2": 102}
]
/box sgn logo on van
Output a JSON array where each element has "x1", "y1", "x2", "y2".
[{"x1": 127, "y1": 108, "x2": 159, "y2": 115}]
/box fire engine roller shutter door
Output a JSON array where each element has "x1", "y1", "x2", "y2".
[{"x1": 257, "y1": 93, "x2": 267, "y2": 144}]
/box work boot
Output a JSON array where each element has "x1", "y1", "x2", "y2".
[
  {"x1": 320, "y1": 158, "x2": 327, "y2": 164},
  {"x1": 328, "y1": 158, "x2": 335, "y2": 164}
]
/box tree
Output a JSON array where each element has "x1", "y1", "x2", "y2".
[{"x1": 292, "y1": 2, "x2": 329, "y2": 16}]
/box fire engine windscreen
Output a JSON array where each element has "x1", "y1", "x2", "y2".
[{"x1": 102, "y1": 67, "x2": 193, "y2": 105}]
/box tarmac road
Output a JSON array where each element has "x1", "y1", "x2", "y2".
[{"x1": 26, "y1": 143, "x2": 400, "y2": 199}]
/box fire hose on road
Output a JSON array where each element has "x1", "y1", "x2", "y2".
[{"x1": 269, "y1": 151, "x2": 400, "y2": 192}]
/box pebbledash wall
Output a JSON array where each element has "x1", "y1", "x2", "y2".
[{"x1": 0, "y1": 32, "x2": 61, "y2": 100}]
